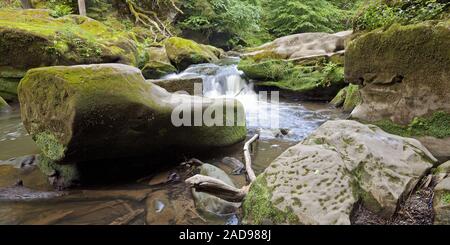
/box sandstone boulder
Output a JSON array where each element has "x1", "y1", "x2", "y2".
[
  {"x1": 243, "y1": 120, "x2": 436, "y2": 224},
  {"x1": 346, "y1": 21, "x2": 450, "y2": 124},
  {"x1": 18, "y1": 64, "x2": 247, "y2": 164}
]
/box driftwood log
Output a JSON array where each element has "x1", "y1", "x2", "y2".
[{"x1": 185, "y1": 134, "x2": 259, "y2": 203}]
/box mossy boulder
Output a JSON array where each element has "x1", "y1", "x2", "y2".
[
  {"x1": 330, "y1": 84, "x2": 361, "y2": 112},
  {"x1": 346, "y1": 20, "x2": 450, "y2": 124},
  {"x1": 164, "y1": 37, "x2": 220, "y2": 70},
  {"x1": 0, "y1": 9, "x2": 139, "y2": 75},
  {"x1": 140, "y1": 46, "x2": 177, "y2": 79},
  {"x1": 243, "y1": 120, "x2": 436, "y2": 224},
  {"x1": 239, "y1": 58, "x2": 346, "y2": 101},
  {"x1": 18, "y1": 64, "x2": 247, "y2": 165}
]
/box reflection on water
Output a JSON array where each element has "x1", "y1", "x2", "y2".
[
  {"x1": 0, "y1": 105, "x2": 39, "y2": 160},
  {"x1": 0, "y1": 58, "x2": 347, "y2": 225}
]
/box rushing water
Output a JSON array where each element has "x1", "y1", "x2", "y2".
[
  {"x1": 0, "y1": 58, "x2": 346, "y2": 224},
  {"x1": 163, "y1": 57, "x2": 342, "y2": 141}
]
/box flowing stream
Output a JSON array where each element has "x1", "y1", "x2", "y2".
[{"x1": 0, "y1": 58, "x2": 346, "y2": 224}]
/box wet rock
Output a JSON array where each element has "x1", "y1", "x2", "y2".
[
  {"x1": 346, "y1": 21, "x2": 450, "y2": 124},
  {"x1": 18, "y1": 64, "x2": 247, "y2": 165},
  {"x1": 145, "y1": 190, "x2": 205, "y2": 225},
  {"x1": 192, "y1": 164, "x2": 240, "y2": 216},
  {"x1": 222, "y1": 157, "x2": 245, "y2": 175},
  {"x1": 141, "y1": 46, "x2": 177, "y2": 79},
  {"x1": 148, "y1": 77, "x2": 203, "y2": 95},
  {"x1": 433, "y1": 177, "x2": 450, "y2": 225},
  {"x1": 243, "y1": 120, "x2": 436, "y2": 224}
]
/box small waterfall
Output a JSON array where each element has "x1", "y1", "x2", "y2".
[{"x1": 163, "y1": 57, "x2": 339, "y2": 141}]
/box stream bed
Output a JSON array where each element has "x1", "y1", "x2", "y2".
[{"x1": 0, "y1": 58, "x2": 347, "y2": 225}]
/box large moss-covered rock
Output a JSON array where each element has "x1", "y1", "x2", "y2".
[
  {"x1": 0, "y1": 77, "x2": 19, "y2": 102},
  {"x1": 346, "y1": 20, "x2": 450, "y2": 124},
  {"x1": 239, "y1": 58, "x2": 346, "y2": 101},
  {"x1": 141, "y1": 46, "x2": 177, "y2": 79},
  {"x1": 0, "y1": 9, "x2": 139, "y2": 75},
  {"x1": 18, "y1": 64, "x2": 247, "y2": 164},
  {"x1": 243, "y1": 120, "x2": 436, "y2": 224},
  {"x1": 164, "y1": 37, "x2": 219, "y2": 70}
]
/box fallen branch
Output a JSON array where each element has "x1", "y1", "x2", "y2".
[
  {"x1": 185, "y1": 134, "x2": 259, "y2": 203},
  {"x1": 243, "y1": 134, "x2": 259, "y2": 182},
  {"x1": 185, "y1": 175, "x2": 248, "y2": 203}
]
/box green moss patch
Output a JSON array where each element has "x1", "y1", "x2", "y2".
[
  {"x1": 243, "y1": 175, "x2": 299, "y2": 225},
  {"x1": 374, "y1": 111, "x2": 450, "y2": 139},
  {"x1": 33, "y1": 132, "x2": 67, "y2": 161},
  {"x1": 239, "y1": 58, "x2": 345, "y2": 93},
  {"x1": 443, "y1": 192, "x2": 450, "y2": 205},
  {"x1": 164, "y1": 37, "x2": 219, "y2": 70}
]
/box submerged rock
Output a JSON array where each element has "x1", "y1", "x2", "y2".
[
  {"x1": 192, "y1": 164, "x2": 240, "y2": 216},
  {"x1": 165, "y1": 37, "x2": 220, "y2": 70},
  {"x1": 346, "y1": 20, "x2": 450, "y2": 125},
  {"x1": 243, "y1": 120, "x2": 436, "y2": 224}
]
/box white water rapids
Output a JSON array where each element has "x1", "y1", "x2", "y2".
[{"x1": 162, "y1": 57, "x2": 341, "y2": 141}]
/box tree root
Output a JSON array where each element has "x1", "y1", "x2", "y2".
[{"x1": 124, "y1": 0, "x2": 182, "y2": 39}]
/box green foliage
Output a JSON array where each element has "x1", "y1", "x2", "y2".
[
  {"x1": 374, "y1": 111, "x2": 450, "y2": 138},
  {"x1": 353, "y1": 0, "x2": 450, "y2": 31},
  {"x1": 0, "y1": 0, "x2": 21, "y2": 8},
  {"x1": 50, "y1": 4, "x2": 73, "y2": 18},
  {"x1": 443, "y1": 193, "x2": 450, "y2": 205},
  {"x1": 176, "y1": 0, "x2": 261, "y2": 48},
  {"x1": 261, "y1": 0, "x2": 352, "y2": 36}
]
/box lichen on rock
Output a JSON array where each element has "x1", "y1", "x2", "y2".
[{"x1": 243, "y1": 120, "x2": 436, "y2": 224}]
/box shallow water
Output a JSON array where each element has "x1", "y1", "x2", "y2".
[{"x1": 0, "y1": 59, "x2": 347, "y2": 225}]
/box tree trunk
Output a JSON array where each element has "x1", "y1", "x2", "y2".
[
  {"x1": 78, "y1": 0, "x2": 87, "y2": 16},
  {"x1": 20, "y1": 0, "x2": 33, "y2": 9}
]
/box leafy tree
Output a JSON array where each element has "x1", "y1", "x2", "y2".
[
  {"x1": 176, "y1": 0, "x2": 261, "y2": 48},
  {"x1": 260, "y1": 0, "x2": 352, "y2": 37}
]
